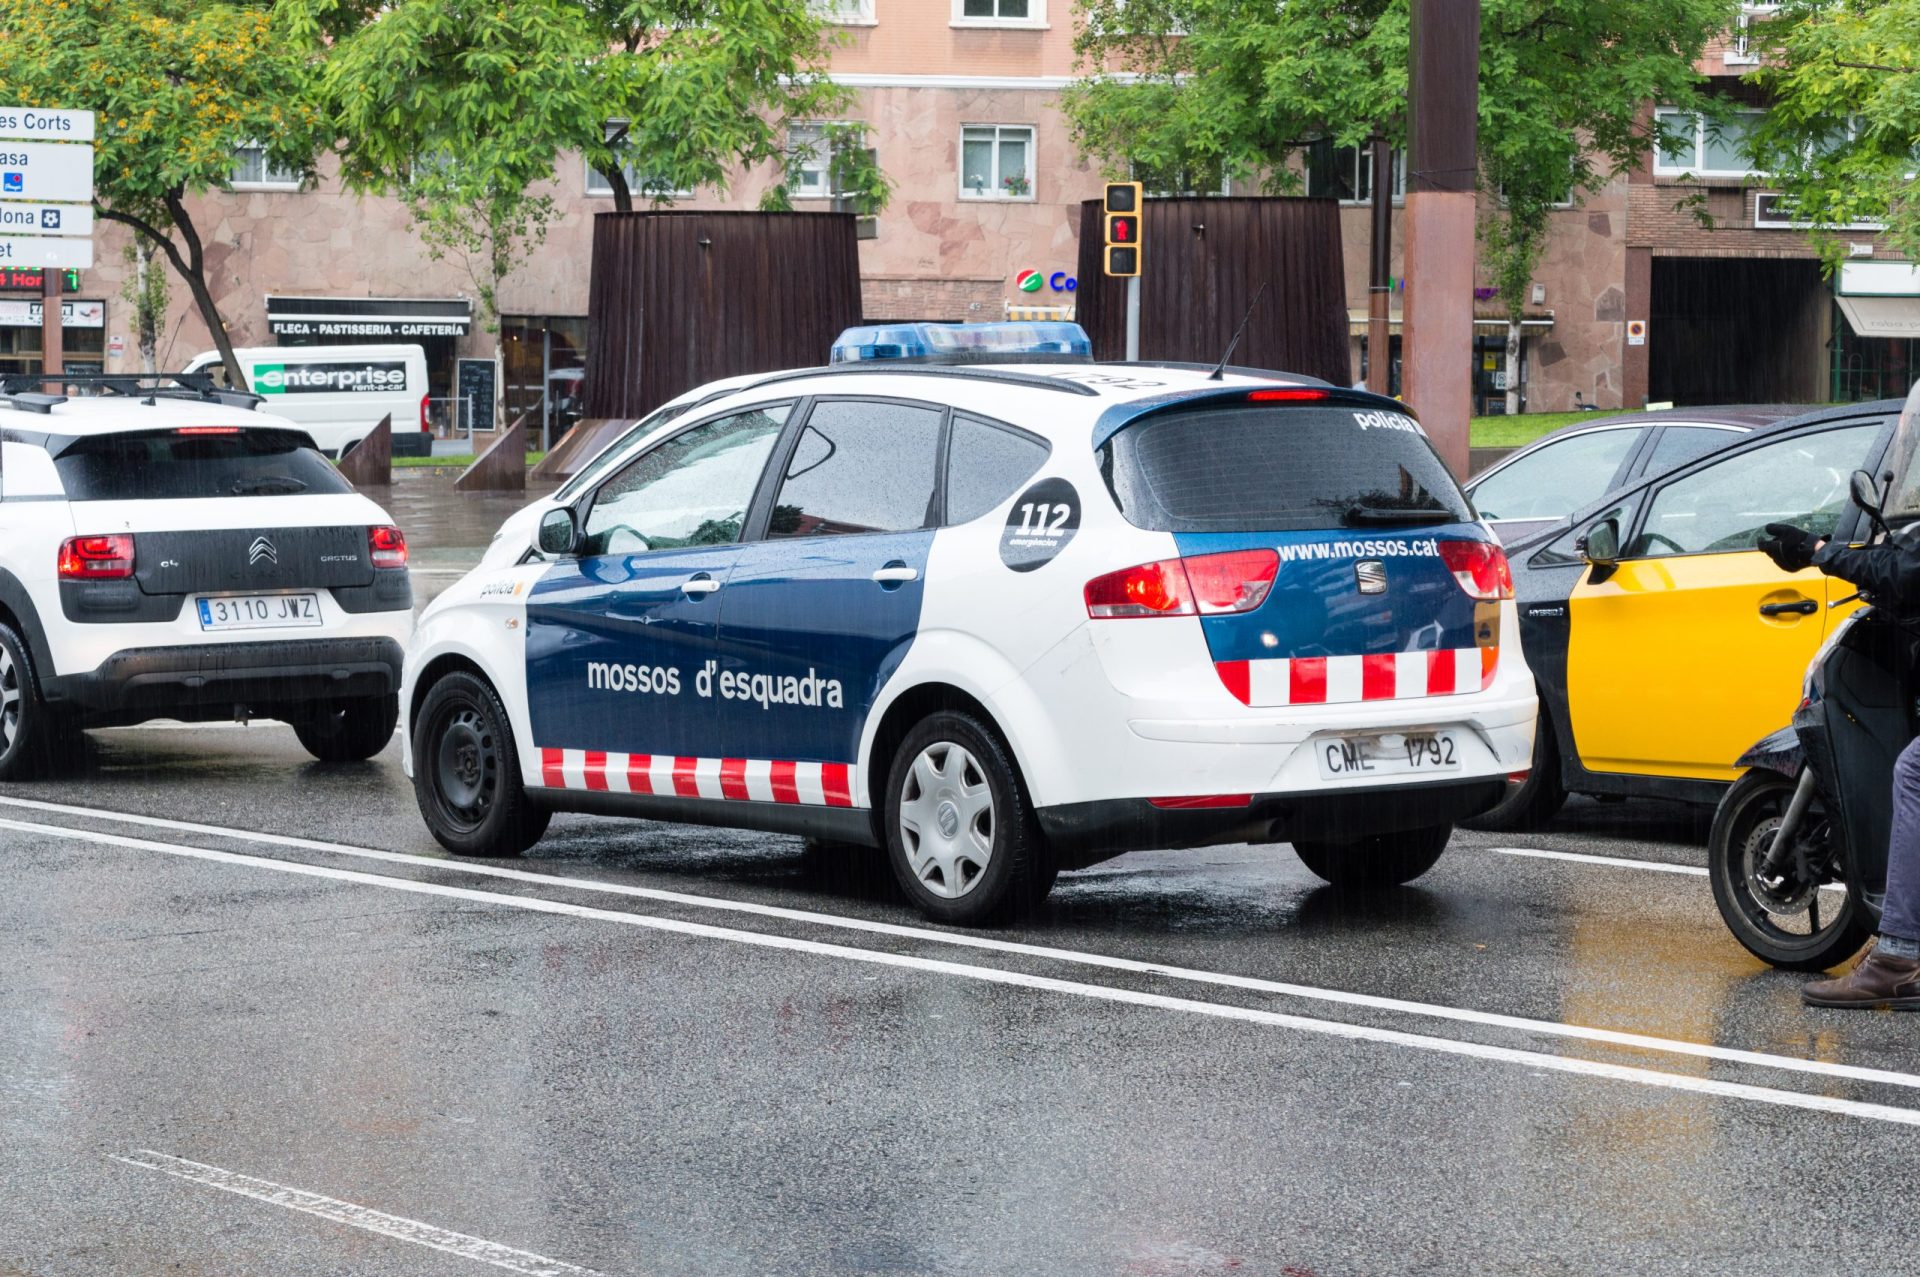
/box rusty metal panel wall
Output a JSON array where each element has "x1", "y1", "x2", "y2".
[
  {"x1": 585, "y1": 211, "x2": 864, "y2": 420},
  {"x1": 1074, "y1": 197, "x2": 1350, "y2": 386}
]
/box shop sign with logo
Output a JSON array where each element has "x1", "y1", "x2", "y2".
[
  {"x1": 254, "y1": 361, "x2": 407, "y2": 395},
  {"x1": 0, "y1": 298, "x2": 102, "y2": 328},
  {"x1": 1014, "y1": 268, "x2": 1078, "y2": 294}
]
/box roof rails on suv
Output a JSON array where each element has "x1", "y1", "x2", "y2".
[{"x1": 0, "y1": 371, "x2": 265, "y2": 415}]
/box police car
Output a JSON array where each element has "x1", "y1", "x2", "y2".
[
  {"x1": 402, "y1": 324, "x2": 1536, "y2": 924},
  {"x1": 0, "y1": 375, "x2": 413, "y2": 778}
]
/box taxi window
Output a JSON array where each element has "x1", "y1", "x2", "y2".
[
  {"x1": 945, "y1": 414, "x2": 1049, "y2": 524},
  {"x1": 1631, "y1": 423, "x2": 1880, "y2": 557},
  {"x1": 579, "y1": 405, "x2": 788, "y2": 556},
  {"x1": 767, "y1": 399, "x2": 944, "y2": 538}
]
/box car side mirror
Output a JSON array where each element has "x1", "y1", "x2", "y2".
[
  {"x1": 1578, "y1": 516, "x2": 1620, "y2": 568},
  {"x1": 537, "y1": 507, "x2": 579, "y2": 557},
  {"x1": 1851, "y1": 469, "x2": 1884, "y2": 520}
]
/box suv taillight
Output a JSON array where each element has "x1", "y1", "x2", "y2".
[
  {"x1": 1438, "y1": 540, "x2": 1514, "y2": 600},
  {"x1": 1085, "y1": 549, "x2": 1279, "y2": 619},
  {"x1": 58, "y1": 534, "x2": 136, "y2": 580},
  {"x1": 369, "y1": 525, "x2": 408, "y2": 569}
]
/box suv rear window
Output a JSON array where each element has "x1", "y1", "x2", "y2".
[
  {"x1": 55, "y1": 428, "x2": 352, "y2": 501},
  {"x1": 1099, "y1": 402, "x2": 1472, "y2": 532}
]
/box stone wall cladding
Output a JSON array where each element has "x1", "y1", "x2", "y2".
[{"x1": 1627, "y1": 182, "x2": 1894, "y2": 258}]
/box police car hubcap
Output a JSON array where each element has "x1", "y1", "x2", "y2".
[
  {"x1": 437, "y1": 711, "x2": 492, "y2": 811},
  {"x1": 899, "y1": 742, "x2": 994, "y2": 899},
  {"x1": 0, "y1": 646, "x2": 18, "y2": 752}
]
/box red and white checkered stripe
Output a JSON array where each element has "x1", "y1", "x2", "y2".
[
  {"x1": 1214, "y1": 647, "x2": 1498, "y2": 707},
  {"x1": 536, "y1": 749, "x2": 861, "y2": 808}
]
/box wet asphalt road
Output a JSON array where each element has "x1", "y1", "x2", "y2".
[{"x1": 5, "y1": 724, "x2": 1920, "y2": 1276}]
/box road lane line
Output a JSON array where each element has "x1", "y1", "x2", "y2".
[
  {"x1": 16, "y1": 816, "x2": 1920, "y2": 1129},
  {"x1": 1486, "y1": 846, "x2": 1707, "y2": 876},
  {"x1": 108, "y1": 1150, "x2": 601, "y2": 1276},
  {"x1": 2, "y1": 795, "x2": 1909, "y2": 1095}
]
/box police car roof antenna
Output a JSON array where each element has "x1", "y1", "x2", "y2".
[{"x1": 1207, "y1": 283, "x2": 1267, "y2": 381}]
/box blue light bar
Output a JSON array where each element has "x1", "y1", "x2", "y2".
[{"x1": 830, "y1": 321, "x2": 1094, "y2": 365}]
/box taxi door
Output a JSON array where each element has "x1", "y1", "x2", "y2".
[
  {"x1": 1565, "y1": 420, "x2": 1885, "y2": 782},
  {"x1": 524, "y1": 405, "x2": 789, "y2": 760}
]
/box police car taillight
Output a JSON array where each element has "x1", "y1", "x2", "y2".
[
  {"x1": 1085, "y1": 550, "x2": 1278, "y2": 618},
  {"x1": 1246, "y1": 388, "x2": 1328, "y2": 402},
  {"x1": 58, "y1": 534, "x2": 136, "y2": 580},
  {"x1": 369, "y1": 525, "x2": 408, "y2": 569},
  {"x1": 1438, "y1": 540, "x2": 1513, "y2": 600}
]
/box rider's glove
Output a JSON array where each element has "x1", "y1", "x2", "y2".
[{"x1": 1759, "y1": 522, "x2": 1818, "y2": 572}]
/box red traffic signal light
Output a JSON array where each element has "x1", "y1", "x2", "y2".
[{"x1": 1105, "y1": 213, "x2": 1139, "y2": 245}]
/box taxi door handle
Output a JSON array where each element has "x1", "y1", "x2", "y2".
[
  {"x1": 871, "y1": 563, "x2": 919, "y2": 584},
  {"x1": 681, "y1": 573, "x2": 721, "y2": 597},
  {"x1": 1760, "y1": 599, "x2": 1817, "y2": 617}
]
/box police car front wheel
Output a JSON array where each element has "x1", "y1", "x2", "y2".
[
  {"x1": 413, "y1": 671, "x2": 551, "y2": 858},
  {"x1": 1292, "y1": 824, "x2": 1453, "y2": 890},
  {"x1": 884, "y1": 711, "x2": 1051, "y2": 926}
]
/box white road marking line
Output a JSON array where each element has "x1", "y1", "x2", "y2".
[
  {"x1": 108, "y1": 1149, "x2": 600, "y2": 1276},
  {"x1": 1487, "y1": 845, "x2": 1845, "y2": 892},
  {"x1": 3, "y1": 794, "x2": 1911, "y2": 1095},
  {"x1": 14, "y1": 815, "x2": 1920, "y2": 1129}
]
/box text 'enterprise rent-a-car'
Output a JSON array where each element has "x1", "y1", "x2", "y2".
[{"x1": 402, "y1": 325, "x2": 1537, "y2": 924}]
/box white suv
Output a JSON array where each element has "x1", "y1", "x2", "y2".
[{"x1": 0, "y1": 378, "x2": 414, "y2": 778}]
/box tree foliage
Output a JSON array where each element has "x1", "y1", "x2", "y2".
[
  {"x1": 0, "y1": 0, "x2": 326, "y2": 387},
  {"x1": 1750, "y1": 1, "x2": 1920, "y2": 267}
]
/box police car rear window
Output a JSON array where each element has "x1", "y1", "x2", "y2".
[
  {"x1": 55, "y1": 428, "x2": 352, "y2": 501},
  {"x1": 1098, "y1": 403, "x2": 1471, "y2": 532}
]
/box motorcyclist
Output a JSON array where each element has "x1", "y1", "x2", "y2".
[{"x1": 1760, "y1": 521, "x2": 1920, "y2": 1009}]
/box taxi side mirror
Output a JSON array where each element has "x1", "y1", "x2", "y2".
[
  {"x1": 1578, "y1": 517, "x2": 1620, "y2": 578},
  {"x1": 537, "y1": 507, "x2": 579, "y2": 557},
  {"x1": 1851, "y1": 469, "x2": 1885, "y2": 523}
]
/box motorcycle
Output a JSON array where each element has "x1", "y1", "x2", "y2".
[{"x1": 1708, "y1": 469, "x2": 1909, "y2": 971}]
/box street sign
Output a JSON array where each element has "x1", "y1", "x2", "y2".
[
  {"x1": 0, "y1": 202, "x2": 91, "y2": 237},
  {"x1": 0, "y1": 107, "x2": 94, "y2": 144},
  {"x1": 0, "y1": 236, "x2": 92, "y2": 269},
  {"x1": 0, "y1": 140, "x2": 93, "y2": 203}
]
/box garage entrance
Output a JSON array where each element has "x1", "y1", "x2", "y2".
[{"x1": 1648, "y1": 257, "x2": 1827, "y2": 405}]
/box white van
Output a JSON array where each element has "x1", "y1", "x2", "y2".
[{"x1": 183, "y1": 344, "x2": 429, "y2": 456}]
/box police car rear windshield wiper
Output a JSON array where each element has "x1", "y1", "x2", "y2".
[
  {"x1": 1343, "y1": 504, "x2": 1453, "y2": 526},
  {"x1": 230, "y1": 475, "x2": 307, "y2": 496}
]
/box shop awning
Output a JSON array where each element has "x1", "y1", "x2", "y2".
[
  {"x1": 265, "y1": 295, "x2": 471, "y2": 339},
  {"x1": 1836, "y1": 294, "x2": 1920, "y2": 339}
]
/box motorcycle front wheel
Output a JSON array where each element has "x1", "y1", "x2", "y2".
[{"x1": 1709, "y1": 769, "x2": 1875, "y2": 972}]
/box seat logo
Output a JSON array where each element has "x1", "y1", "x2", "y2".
[
  {"x1": 1355, "y1": 559, "x2": 1387, "y2": 594},
  {"x1": 248, "y1": 536, "x2": 278, "y2": 566}
]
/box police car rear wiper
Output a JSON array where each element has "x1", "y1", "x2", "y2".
[{"x1": 1343, "y1": 504, "x2": 1452, "y2": 526}]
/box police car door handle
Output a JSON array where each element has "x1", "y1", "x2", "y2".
[
  {"x1": 871, "y1": 563, "x2": 919, "y2": 584},
  {"x1": 1760, "y1": 598, "x2": 1817, "y2": 617},
  {"x1": 681, "y1": 573, "x2": 721, "y2": 597}
]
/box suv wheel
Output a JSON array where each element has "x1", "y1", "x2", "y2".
[
  {"x1": 0, "y1": 623, "x2": 78, "y2": 781},
  {"x1": 1292, "y1": 823, "x2": 1453, "y2": 890},
  {"x1": 883, "y1": 711, "x2": 1053, "y2": 926},
  {"x1": 413, "y1": 671, "x2": 550, "y2": 857},
  {"x1": 291, "y1": 694, "x2": 400, "y2": 763}
]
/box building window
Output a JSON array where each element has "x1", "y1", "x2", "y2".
[
  {"x1": 585, "y1": 123, "x2": 693, "y2": 199},
  {"x1": 1303, "y1": 140, "x2": 1404, "y2": 204},
  {"x1": 960, "y1": 125, "x2": 1035, "y2": 200},
  {"x1": 788, "y1": 124, "x2": 868, "y2": 199},
  {"x1": 811, "y1": 0, "x2": 876, "y2": 23},
  {"x1": 1724, "y1": 4, "x2": 1781, "y2": 67},
  {"x1": 1654, "y1": 107, "x2": 1766, "y2": 177},
  {"x1": 230, "y1": 143, "x2": 300, "y2": 191},
  {"x1": 954, "y1": 0, "x2": 1044, "y2": 27}
]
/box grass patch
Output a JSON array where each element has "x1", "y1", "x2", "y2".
[
  {"x1": 1470, "y1": 411, "x2": 1635, "y2": 449},
  {"x1": 373, "y1": 452, "x2": 547, "y2": 470}
]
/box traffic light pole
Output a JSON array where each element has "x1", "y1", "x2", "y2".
[{"x1": 1125, "y1": 276, "x2": 1141, "y2": 361}]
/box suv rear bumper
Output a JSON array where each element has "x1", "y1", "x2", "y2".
[
  {"x1": 42, "y1": 637, "x2": 404, "y2": 727},
  {"x1": 1037, "y1": 775, "x2": 1507, "y2": 870}
]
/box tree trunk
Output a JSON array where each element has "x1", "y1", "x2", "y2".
[
  {"x1": 609, "y1": 166, "x2": 633, "y2": 215},
  {"x1": 96, "y1": 198, "x2": 245, "y2": 391},
  {"x1": 134, "y1": 245, "x2": 159, "y2": 374},
  {"x1": 1504, "y1": 318, "x2": 1523, "y2": 416}
]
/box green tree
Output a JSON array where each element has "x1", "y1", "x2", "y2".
[
  {"x1": 1066, "y1": 0, "x2": 1739, "y2": 409},
  {"x1": 121, "y1": 239, "x2": 170, "y2": 374},
  {"x1": 0, "y1": 0, "x2": 326, "y2": 389},
  {"x1": 1748, "y1": 1, "x2": 1920, "y2": 268}
]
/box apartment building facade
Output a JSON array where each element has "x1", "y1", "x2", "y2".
[{"x1": 11, "y1": 0, "x2": 1890, "y2": 434}]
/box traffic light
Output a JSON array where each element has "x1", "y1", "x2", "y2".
[{"x1": 1102, "y1": 182, "x2": 1144, "y2": 278}]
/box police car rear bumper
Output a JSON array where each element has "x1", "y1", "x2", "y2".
[{"x1": 1037, "y1": 775, "x2": 1508, "y2": 870}]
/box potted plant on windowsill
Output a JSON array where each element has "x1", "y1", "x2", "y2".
[{"x1": 1002, "y1": 174, "x2": 1032, "y2": 198}]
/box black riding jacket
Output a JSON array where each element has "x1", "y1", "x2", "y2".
[{"x1": 1814, "y1": 535, "x2": 1920, "y2": 603}]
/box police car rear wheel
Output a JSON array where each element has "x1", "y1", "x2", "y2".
[
  {"x1": 1292, "y1": 823, "x2": 1452, "y2": 890},
  {"x1": 413, "y1": 672, "x2": 551, "y2": 858},
  {"x1": 885, "y1": 712, "x2": 1050, "y2": 925}
]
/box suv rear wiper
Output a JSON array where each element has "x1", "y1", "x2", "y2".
[
  {"x1": 231, "y1": 476, "x2": 307, "y2": 496},
  {"x1": 1343, "y1": 505, "x2": 1453, "y2": 526}
]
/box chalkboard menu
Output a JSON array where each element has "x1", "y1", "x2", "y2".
[{"x1": 455, "y1": 357, "x2": 498, "y2": 433}]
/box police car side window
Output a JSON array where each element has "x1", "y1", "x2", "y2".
[
  {"x1": 579, "y1": 405, "x2": 788, "y2": 557},
  {"x1": 945, "y1": 414, "x2": 1050, "y2": 525},
  {"x1": 767, "y1": 399, "x2": 944, "y2": 539}
]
